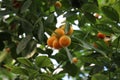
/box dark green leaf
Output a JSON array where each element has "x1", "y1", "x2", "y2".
[
  {"x1": 0, "y1": 10, "x2": 12, "y2": 17},
  {"x1": 21, "y1": 40, "x2": 36, "y2": 57},
  {"x1": 63, "y1": 62, "x2": 78, "y2": 77},
  {"x1": 84, "y1": 12, "x2": 96, "y2": 23},
  {"x1": 16, "y1": 35, "x2": 32, "y2": 54},
  {"x1": 38, "y1": 19, "x2": 44, "y2": 43},
  {"x1": 102, "y1": 6, "x2": 119, "y2": 22},
  {"x1": 46, "y1": 14, "x2": 55, "y2": 23},
  {"x1": 21, "y1": 0, "x2": 32, "y2": 13},
  {"x1": 95, "y1": 24, "x2": 114, "y2": 34},
  {"x1": 82, "y1": 3, "x2": 99, "y2": 13},
  {"x1": 92, "y1": 73, "x2": 109, "y2": 80}
]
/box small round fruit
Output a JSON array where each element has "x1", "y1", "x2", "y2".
[
  {"x1": 97, "y1": 32, "x2": 106, "y2": 39},
  {"x1": 53, "y1": 39, "x2": 62, "y2": 49},
  {"x1": 52, "y1": 28, "x2": 65, "y2": 38},
  {"x1": 6, "y1": 48, "x2": 10, "y2": 53},
  {"x1": 12, "y1": 0, "x2": 21, "y2": 9},
  {"x1": 93, "y1": 43, "x2": 98, "y2": 48},
  {"x1": 59, "y1": 35, "x2": 71, "y2": 47},
  {"x1": 55, "y1": 1, "x2": 62, "y2": 8},
  {"x1": 104, "y1": 37, "x2": 111, "y2": 46},
  {"x1": 60, "y1": 25, "x2": 74, "y2": 35},
  {"x1": 93, "y1": 13, "x2": 99, "y2": 18},
  {"x1": 47, "y1": 36, "x2": 57, "y2": 47},
  {"x1": 72, "y1": 57, "x2": 78, "y2": 63}
]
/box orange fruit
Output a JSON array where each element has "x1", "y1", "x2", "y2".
[
  {"x1": 72, "y1": 57, "x2": 78, "y2": 63},
  {"x1": 53, "y1": 39, "x2": 62, "y2": 49},
  {"x1": 93, "y1": 43, "x2": 98, "y2": 48},
  {"x1": 104, "y1": 37, "x2": 111, "y2": 46},
  {"x1": 47, "y1": 36, "x2": 57, "y2": 47},
  {"x1": 93, "y1": 13, "x2": 100, "y2": 19},
  {"x1": 55, "y1": 1, "x2": 62, "y2": 8},
  {"x1": 59, "y1": 35, "x2": 71, "y2": 47},
  {"x1": 97, "y1": 32, "x2": 106, "y2": 39},
  {"x1": 12, "y1": 0, "x2": 21, "y2": 9},
  {"x1": 60, "y1": 25, "x2": 74, "y2": 35},
  {"x1": 6, "y1": 48, "x2": 11, "y2": 53},
  {"x1": 52, "y1": 28, "x2": 65, "y2": 38}
]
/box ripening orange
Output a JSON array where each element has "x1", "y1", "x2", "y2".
[
  {"x1": 59, "y1": 35, "x2": 71, "y2": 47},
  {"x1": 93, "y1": 13, "x2": 100, "y2": 19},
  {"x1": 72, "y1": 57, "x2": 78, "y2": 63},
  {"x1": 97, "y1": 32, "x2": 106, "y2": 39},
  {"x1": 52, "y1": 28, "x2": 65, "y2": 38},
  {"x1": 55, "y1": 1, "x2": 62, "y2": 8},
  {"x1": 6, "y1": 48, "x2": 11, "y2": 53},
  {"x1": 104, "y1": 37, "x2": 111, "y2": 46},
  {"x1": 47, "y1": 36, "x2": 57, "y2": 47},
  {"x1": 93, "y1": 43, "x2": 98, "y2": 48},
  {"x1": 53, "y1": 39, "x2": 62, "y2": 49},
  {"x1": 60, "y1": 25, "x2": 74, "y2": 35}
]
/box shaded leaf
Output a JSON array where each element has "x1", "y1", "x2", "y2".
[
  {"x1": 102, "y1": 6, "x2": 119, "y2": 22},
  {"x1": 82, "y1": 3, "x2": 99, "y2": 13},
  {"x1": 21, "y1": 0, "x2": 32, "y2": 13},
  {"x1": 63, "y1": 62, "x2": 78, "y2": 77},
  {"x1": 92, "y1": 73, "x2": 109, "y2": 80},
  {"x1": 46, "y1": 14, "x2": 55, "y2": 23},
  {"x1": 16, "y1": 35, "x2": 32, "y2": 54}
]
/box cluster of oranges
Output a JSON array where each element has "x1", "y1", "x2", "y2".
[{"x1": 47, "y1": 25, "x2": 73, "y2": 49}]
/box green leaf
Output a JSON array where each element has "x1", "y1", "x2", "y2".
[
  {"x1": 38, "y1": 19, "x2": 44, "y2": 43},
  {"x1": 82, "y1": 3, "x2": 99, "y2": 13},
  {"x1": 64, "y1": 22, "x2": 71, "y2": 34},
  {"x1": 95, "y1": 24, "x2": 114, "y2": 34},
  {"x1": 102, "y1": 6, "x2": 119, "y2": 22},
  {"x1": 16, "y1": 35, "x2": 32, "y2": 54},
  {"x1": 0, "y1": 10, "x2": 12, "y2": 17},
  {"x1": 46, "y1": 14, "x2": 55, "y2": 23},
  {"x1": 21, "y1": 40, "x2": 36, "y2": 57},
  {"x1": 35, "y1": 56, "x2": 53, "y2": 68},
  {"x1": 92, "y1": 73, "x2": 109, "y2": 80},
  {"x1": 84, "y1": 12, "x2": 96, "y2": 23},
  {"x1": 63, "y1": 62, "x2": 78, "y2": 77},
  {"x1": 11, "y1": 67, "x2": 28, "y2": 76},
  {"x1": 15, "y1": 16, "x2": 34, "y2": 34},
  {"x1": 17, "y1": 57, "x2": 34, "y2": 67},
  {"x1": 21, "y1": 0, "x2": 32, "y2": 13}
]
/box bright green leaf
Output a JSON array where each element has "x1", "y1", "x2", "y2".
[
  {"x1": 11, "y1": 67, "x2": 28, "y2": 76},
  {"x1": 35, "y1": 56, "x2": 53, "y2": 68},
  {"x1": 17, "y1": 57, "x2": 34, "y2": 67}
]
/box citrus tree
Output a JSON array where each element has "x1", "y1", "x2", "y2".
[{"x1": 0, "y1": 0, "x2": 120, "y2": 80}]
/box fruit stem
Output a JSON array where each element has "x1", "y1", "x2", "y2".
[{"x1": 64, "y1": 47, "x2": 73, "y2": 63}]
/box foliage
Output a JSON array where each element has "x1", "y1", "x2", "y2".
[{"x1": 0, "y1": 0, "x2": 120, "y2": 80}]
